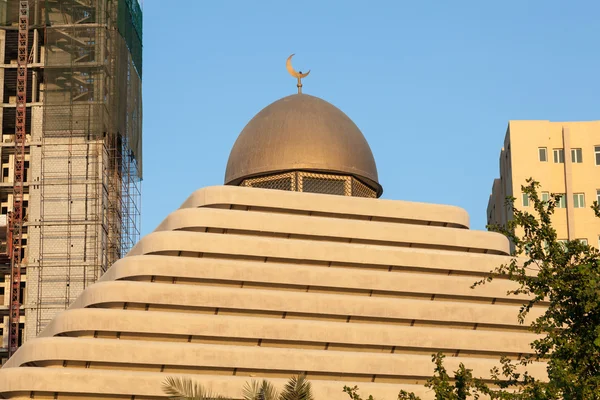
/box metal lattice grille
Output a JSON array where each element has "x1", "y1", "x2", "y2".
[
  {"x1": 241, "y1": 173, "x2": 295, "y2": 191},
  {"x1": 240, "y1": 171, "x2": 376, "y2": 198},
  {"x1": 252, "y1": 177, "x2": 293, "y2": 190},
  {"x1": 302, "y1": 177, "x2": 346, "y2": 195},
  {"x1": 352, "y1": 177, "x2": 377, "y2": 198},
  {"x1": 298, "y1": 172, "x2": 350, "y2": 196}
]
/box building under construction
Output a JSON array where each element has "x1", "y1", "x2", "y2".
[{"x1": 0, "y1": 0, "x2": 142, "y2": 361}]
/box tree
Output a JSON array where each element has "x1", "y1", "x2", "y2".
[
  {"x1": 348, "y1": 179, "x2": 600, "y2": 399},
  {"x1": 162, "y1": 374, "x2": 314, "y2": 400},
  {"x1": 481, "y1": 179, "x2": 600, "y2": 399}
]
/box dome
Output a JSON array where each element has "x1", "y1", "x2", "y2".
[{"x1": 225, "y1": 94, "x2": 382, "y2": 196}]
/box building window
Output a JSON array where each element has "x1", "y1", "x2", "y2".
[
  {"x1": 571, "y1": 148, "x2": 583, "y2": 163},
  {"x1": 573, "y1": 193, "x2": 585, "y2": 208},
  {"x1": 577, "y1": 238, "x2": 588, "y2": 245},
  {"x1": 557, "y1": 239, "x2": 568, "y2": 250},
  {"x1": 541, "y1": 192, "x2": 550, "y2": 202},
  {"x1": 538, "y1": 147, "x2": 547, "y2": 162},
  {"x1": 595, "y1": 146, "x2": 600, "y2": 165},
  {"x1": 522, "y1": 193, "x2": 529, "y2": 207},
  {"x1": 557, "y1": 194, "x2": 566, "y2": 208},
  {"x1": 553, "y1": 149, "x2": 564, "y2": 163},
  {"x1": 597, "y1": 189, "x2": 600, "y2": 204}
]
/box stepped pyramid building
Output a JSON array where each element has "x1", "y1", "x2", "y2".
[{"x1": 0, "y1": 79, "x2": 545, "y2": 399}]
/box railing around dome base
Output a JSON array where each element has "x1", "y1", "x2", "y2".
[{"x1": 240, "y1": 171, "x2": 377, "y2": 198}]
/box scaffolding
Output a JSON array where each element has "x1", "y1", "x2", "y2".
[
  {"x1": 32, "y1": 0, "x2": 142, "y2": 337},
  {"x1": 0, "y1": 0, "x2": 142, "y2": 349}
]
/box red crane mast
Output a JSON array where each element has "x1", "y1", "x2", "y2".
[{"x1": 8, "y1": 0, "x2": 30, "y2": 357}]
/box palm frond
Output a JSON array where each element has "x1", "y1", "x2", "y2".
[
  {"x1": 162, "y1": 376, "x2": 230, "y2": 400},
  {"x1": 242, "y1": 379, "x2": 278, "y2": 400},
  {"x1": 279, "y1": 375, "x2": 314, "y2": 400}
]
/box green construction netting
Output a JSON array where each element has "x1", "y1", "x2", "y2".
[{"x1": 117, "y1": 0, "x2": 142, "y2": 77}]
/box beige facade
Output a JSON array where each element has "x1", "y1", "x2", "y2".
[
  {"x1": 488, "y1": 120, "x2": 600, "y2": 248},
  {"x1": 0, "y1": 185, "x2": 547, "y2": 400}
]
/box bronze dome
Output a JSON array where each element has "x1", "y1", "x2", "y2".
[{"x1": 225, "y1": 94, "x2": 382, "y2": 196}]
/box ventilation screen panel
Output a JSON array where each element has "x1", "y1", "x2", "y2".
[
  {"x1": 242, "y1": 173, "x2": 295, "y2": 191},
  {"x1": 240, "y1": 171, "x2": 376, "y2": 198},
  {"x1": 301, "y1": 176, "x2": 346, "y2": 196},
  {"x1": 351, "y1": 178, "x2": 377, "y2": 198},
  {"x1": 252, "y1": 177, "x2": 293, "y2": 190}
]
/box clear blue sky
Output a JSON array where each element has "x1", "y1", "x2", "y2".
[{"x1": 140, "y1": 0, "x2": 599, "y2": 236}]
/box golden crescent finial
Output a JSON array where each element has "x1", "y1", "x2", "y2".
[{"x1": 286, "y1": 54, "x2": 310, "y2": 94}]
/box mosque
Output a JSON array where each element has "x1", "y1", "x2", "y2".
[{"x1": 0, "y1": 57, "x2": 545, "y2": 400}]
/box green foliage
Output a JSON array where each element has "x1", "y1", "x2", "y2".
[
  {"x1": 243, "y1": 380, "x2": 279, "y2": 400},
  {"x1": 346, "y1": 353, "x2": 492, "y2": 400},
  {"x1": 396, "y1": 391, "x2": 421, "y2": 400},
  {"x1": 343, "y1": 385, "x2": 375, "y2": 400},
  {"x1": 162, "y1": 376, "x2": 231, "y2": 400},
  {"x1": 423, "y1": 353, "x2": 491, "y2": 399},
  {"x1": 593, "y1": 198, "x2": 600, "y2": 219},
  {"x1": 482, "y1": 179, "x2": 600, "y2": 399},
  {"x1": 163, "y1": 375, "x2": 313, "y2": 400},
  {"x1": 279, "y1": 375, "x2": 314, "y2": 400}
]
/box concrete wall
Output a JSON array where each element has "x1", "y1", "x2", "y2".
[
  {"x1": 25, "y1": 135, "x2": 108, "y2": 340},
  {"x1": 0, "y1": 186, "x2": 545, "y2": 400}
]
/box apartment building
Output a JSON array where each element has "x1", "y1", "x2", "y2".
[{"x1": 488, "y1": 120, "x2": 600, "y2": 248}]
